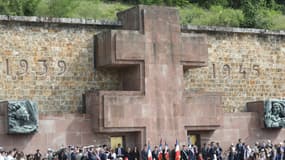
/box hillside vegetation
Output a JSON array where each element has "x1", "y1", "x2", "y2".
[{"x1": 0, "y1": 0, "x2": 284, "y2": 30}]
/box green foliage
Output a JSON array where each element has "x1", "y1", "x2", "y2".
[
  {"x1": 137, "y1": 0, "x2": 189, "y2": 6},
  {"x1": 65, "y1": 0, "x2": 129, "y2": 20},
  {"x1": 180, "y1": 5, "x2": 244, "y2": 27},
  {"x1": 139, "y1": 0, "x2": 163, "y2": 5},
  {"x1": 0, "y1": 0, "x2": 40, "y2": 16},
  {"x1": 271, "y1": 14, "x2": 285, "y2": 30},
  {"x1": 241, "y1": 0, "x2": 277, "y2": 29},
  {"x1": 191, "y1": 0, "x2": 229, "y2": 8},
  {"x1": 173, "y1": 0, "x2": 189, "y2": 6},
  {"x1": 0, "y1": 0, "x2": 10, "y2": 15},
  {"x1": 36, "y1": 0, "x2": 79, "y2": 17},
  {"x1": 0, "y1": 0, "x2": 283, "y2": 30}
]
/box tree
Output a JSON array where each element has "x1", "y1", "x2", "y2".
[
  {"x1": 0, "y1": 0, "x2": 40, "y2": 16},
  {"x1": 241, "y1": 0, "x2": 274, "y2": 29},
  {"x1": 48, "y1": 0, "x2": 79, "y2": 17}
]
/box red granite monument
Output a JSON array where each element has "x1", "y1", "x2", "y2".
[{"x1": 86, "y1": 5, "x2": 223, "y2": 147}]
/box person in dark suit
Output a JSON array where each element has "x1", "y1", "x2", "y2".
[
  {"x1": 141, "y1": 144, "x2": 148, "y2": 160},
  {"x1": 170, "y1": 145, "x2": 176, "y2": 160},
  {"x1": 181, "y1": 145, "x2": 188, "y2": 160},
  {"x1": 216, "y1": 143, "x2": 222, "y2": 160},
  {"x1": 236, "y1": 139, "x2": 244, "y2": 160},
  {"x1": 152, "y1": 146, "x2": 159, "y2": 160},
  {"x1": 131, "y1": 146, "x2": 140, "y2": 160},
  {"x1": 188, "y1": 145, "x2": 196, "y2": 160},
  {"x1": 116, "y1": 144, "x2": 125, "y2": 159},
  {"x1": 124, "y1": 147, "x2": 132, "y2": 160},
  {"x1": 201, "y1": 143, "x2": 208, "y2": 160},
  {"x1": 34, "y1": 149, "x2": 42, "y2": 160},
  {"x1": 208, "y1": 142, "x2": 215, "y2": 160}
]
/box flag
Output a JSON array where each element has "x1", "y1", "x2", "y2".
[
  {"x1": 158, "y1": 139, "x2": 163, "y2": 160},
  {"x1": 148, "y1": 142, "x2": 152, "y2": 160},
  {"x1": 164, "y1": 142, "x2": 169, "y2": 160},
  {"x1": 175, "y1": 139, "x2": 181, "y2": 160}
]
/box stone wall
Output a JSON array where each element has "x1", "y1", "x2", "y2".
[
  {"x1": 183, "y1": 28, "x2": 285, "y2": 112},
  {"x1": 0, "y1": 19, "x2": 121, "y2": 113},
  {"x1": 0, "y1": 14, "x2": 285, "y2": 153},
  {"x1": 212, "y1": 112, "x2": 285, "y2": 151},
  {"x1": 1, "y1": 16, "x2": 285, "y2": 114}
]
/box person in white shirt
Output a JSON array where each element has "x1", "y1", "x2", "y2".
[
  {"x1": 0, "y1": 151, "x2": 5, "y2": 160},
  {"x1": 243, "y1": 144, "x2": 252, "y2": 160},
  {"x1": 6, "y1": 151, "x2": 14, "y2": 160}
]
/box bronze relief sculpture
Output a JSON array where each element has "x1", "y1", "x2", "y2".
[
  {"x1": 8, "y1": 100, "x2": 38, "y2": 134},
  {"x1": 264, "y1": 100, "x2": 285, "y2": 128}
]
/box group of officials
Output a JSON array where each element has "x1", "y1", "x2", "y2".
[
  {"x1": 1, "y1": 139, "x2": 285, "y2": 160},
  {"x1": 226, "y1": 139, "x2": 285, "y2": 160}
]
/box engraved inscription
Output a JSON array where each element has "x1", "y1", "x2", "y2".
[
  {"x1": 223, "y1": 64, "x2": 231, "y2": 77},
  {"x1": 253, "y1": 64, "x2": 260, "y2": 76},
  {"x1": 212, "y1": 63, "x2": 261, "y2": 79},
  {"x1": 57, "y1": 60, "x2": 66, "y2": 75},
  {"x1": 1, "y1": 58, "x2": 67, "y2": 78},
  {"x1": 17, "y1": 59, "x2": 28, "y2": 75},
  {"x1": 239, "y1": 64, "x2": 246, "y2": 78},
  {"x1": 212, "y1": 63, "x2": 216, "y2": 78},
  {"x1": 6, "y1": 58, "x2": 9, "y2": 75},
  {"x1": 36, "y1": 60, "x2": 48, "y2": 75}
]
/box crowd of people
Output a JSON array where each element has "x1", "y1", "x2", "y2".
[
  {"x1": 0, "y1": 139, "x2": 284, "y2": 160},
  {"x1": 225, "y1": 139, "x2": 285, "y2": 160}
]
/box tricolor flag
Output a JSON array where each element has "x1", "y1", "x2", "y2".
[
  {"x1": 158, "y1": 139, "x2": 163, "y2": 160},
  {"x1": 175, "y1": 139, "x2": 181, "y2": 160},
  {"x1": 148, "y1": 142, "x2": 152, "y2": 160},
  {"x1": 164, "y1": 142, "x2": 169, "y2": 160}
]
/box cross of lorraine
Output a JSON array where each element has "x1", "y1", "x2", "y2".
[{"x1": 86, "y1": 5, "x2": 222, "y2": 148}]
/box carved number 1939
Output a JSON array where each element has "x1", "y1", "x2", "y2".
[{"x1": 4, "y1": 58, "x2": 67, "y2": 76}]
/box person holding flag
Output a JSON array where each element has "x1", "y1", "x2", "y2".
[
  {"x1": 163, "y1": 142, "x2": 169, "y2": 160},
  {"x1": 158, "y1": 139, "x2": 163, "y2": 160},
  {"x1": 175, "y1": 140, "x2": 181, "y2": 160},
  {"x1": 148, "y1": 142, "x2": 153, "y2": 160}
]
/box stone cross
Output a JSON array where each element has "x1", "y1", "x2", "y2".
[{"x1": 86, "y1": 5, "x2": 222, "y2": 146}]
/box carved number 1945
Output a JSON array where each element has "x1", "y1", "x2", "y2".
[{"x1": 212, "y1": 63, "x2": 260, "y2": 79}]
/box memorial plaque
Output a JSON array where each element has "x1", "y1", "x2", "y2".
[
  {"x1": 7, "y1": 100, "x2": 38, "y2": 134},
  {"x1": 247, "y1": 99, "x2": 285, "y2": 128},
  {"x1": 264, "y1": 99, "x2": 285, "y2": 128}
]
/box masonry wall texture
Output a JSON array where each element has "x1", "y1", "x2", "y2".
[
  {"x1": 184, "y1": 32, "x2": 285, "y2": 112},
  {"x1": 1, "y1": 19, "x2": 285, "y2": 114},
  {"x1": 0, "y1": 21, "x2": 121, "y2": 113},
  {"x1": 0, "y1": 12, "x2": 285, "y2": 152}
]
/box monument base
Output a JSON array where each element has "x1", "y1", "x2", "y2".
[{"x1": 0, "y1": 112, "x2": 282, "y2": 153}]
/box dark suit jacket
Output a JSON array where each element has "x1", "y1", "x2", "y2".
[
  {"x1": 181, "y1": 150, "x2": 188, "y2": 160},
  {"x1": 141, "y1": 150, "x2": 147, "y2": 160},
  {"x1": 116, "y1": 147, "x2": 125, "y2": 157}
]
